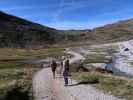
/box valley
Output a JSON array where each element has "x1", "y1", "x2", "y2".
[{"x1": 0, "y1": 11, "x2": 133, "y2": 100}]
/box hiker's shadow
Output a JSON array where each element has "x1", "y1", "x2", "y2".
[{"x1": 68, "y1": 81, "x2": 98, "y2": 87}]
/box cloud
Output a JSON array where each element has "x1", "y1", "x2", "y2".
[
  {"x1": 52, "y1": 0, "x2": 114, "y2": 23},
  {"x1": 53, "y1": 0, "x2": 89, "y2": 24},
  {"x1": 1, "y1": 0, "x2": 132, "y2": 30}
]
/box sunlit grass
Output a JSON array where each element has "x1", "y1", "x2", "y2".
[
  {"x1": 72, "y1": 71, "x2": 133, "y2": 100},
  {"x1": 84, "y1": 54, "x2": 109, "y2": 63},
  {"x1": 0, "y1": 47, "x2": 65, "y2": 99},
  {"x1": 0, "y1": 48, "x2": 65, "y2": 60},
  {"x1": 0, "y1": 62, "x2": 40, "y2": 99}
]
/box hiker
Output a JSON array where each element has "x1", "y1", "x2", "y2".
[
  {"x1": 50, "y1": 60, "x2": 57, "y2": 79},
  {"x1": 63, "y1": 59, "x2": 70, "y2": 86}
]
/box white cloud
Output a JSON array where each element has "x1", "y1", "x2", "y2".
[{"x1": 53, "y1": 0, "x2": 89, "y2": 24}]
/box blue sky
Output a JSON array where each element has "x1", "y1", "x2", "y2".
[{"x1": 0, "y1": 0, "x2": 133, "y2": 30}]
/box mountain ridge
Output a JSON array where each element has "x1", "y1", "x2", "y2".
[
  {"x1": 0, "y1": 11, "x2": 64, "y2": 48},
  {"x1": 0, "y1": 11, "x2": 133, "y2": 48}
]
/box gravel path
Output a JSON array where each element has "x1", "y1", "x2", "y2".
[
  {"x1": 33, "y1": 49, "x2": 124, "y2": 100},
  {"x1": 63, "y1": 81, "x2": 124, "y2": 100}
]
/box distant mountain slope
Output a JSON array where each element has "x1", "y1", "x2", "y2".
[
  {"x1": 0, "y1": 11, "x2": 63, "y2": 48},
  {"x1": 0, "y1": 11, "x2": 133, "y2": 48},
  {"x1": 90, "y1": 19, "x2": 133, "y2": 43},
  {"x1": 62, "y1": 19, "x2": 133, "y2": 44}
]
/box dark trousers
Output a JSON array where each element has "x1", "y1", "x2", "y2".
[
  {"x1": 52, "y1": 71, "x2": 55, "y2": 79},
  {"x1": 64, "y1": 76, "x2": 68, "y2": 85},
  {"x1": 63, "y1": 70, "x2": 69, "y2": 85},
  {"x1": 52, "y1": 69, "x2": 56, "y2": 79}
]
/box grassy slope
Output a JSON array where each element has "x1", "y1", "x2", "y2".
[
  {"x1": 0, "y1": 11, "x2": 64, "y2": 48},
  {"x1": 1, "y1": 11, "x2": 133, "y2": 48},
  {"x1": 0, "y1": 48, "x2": 65, "y2": 60},
  {"x1": 0, "y1": 62, "x2": 39, "y2": 100},
  {"x1": 0, "y1": 48, "x2": 65, "y2": 100},
  {"x1": 62, "y1": 19, "x2": 133, "y2": 44},
  {"x1": 72, "y1": 72, "x2": 133, "y2": 100},
  {"x1": 90, "y1": 19, "x2": 133, "y2": 43},
  {"x1": 70, "y1": 45, "x2": 133, "y2": 100}
]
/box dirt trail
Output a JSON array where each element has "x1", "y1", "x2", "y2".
[
  {"x1": 33, "y1": 49, "x2": 124, "y2": 100},
  {"x1": 33, "y1": 48, "x2": 82, "y2": 100},
  {"x1": 66, "y1": 49, "x2": 85, "y2": 63}
]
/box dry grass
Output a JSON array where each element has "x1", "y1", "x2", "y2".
[
  {"x1": 0, "y1": 62, "x2": 40, "y2": 100},
  {"x1": 0, "y1": 47, "x2": 65, "y2": 100},
  {"x1": 0, "y1": 48, "x2": 65, "y2": 60},
  {"x1": 72, "y1": 71, "x2": 133, "y2": 100}
]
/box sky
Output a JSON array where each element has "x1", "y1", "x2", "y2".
[{"x1": 0, "y1": 0, "x2": 133, "y2": 30}]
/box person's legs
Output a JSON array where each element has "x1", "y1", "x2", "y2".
[
  {"x1": 52, "y1": 70, "x2": 55, "y2": 79},
  {"x1": 64, "y1": 76, "x2": 68, "y2": 86}
]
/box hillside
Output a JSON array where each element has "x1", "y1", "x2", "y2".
[
  {"x1": 61, "y1": 19, "x2": 133, "y2": 44},
  {"x1": 0, "y1": 11, "x2": 133, "y2": 47},
  {"x1": 0, "y1": 11, "x2": 64, "y2": 48},
  {"x1": 90, "y1": 19, "x2": 133, "y2": 43}
]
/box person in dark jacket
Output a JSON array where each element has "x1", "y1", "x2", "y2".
[
  {"x1": 63, "y1": 59, "x2": 70, "y2": 86},
  {"x1": 51, "y1": 60, "x2": 57, "y2": 79}
]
